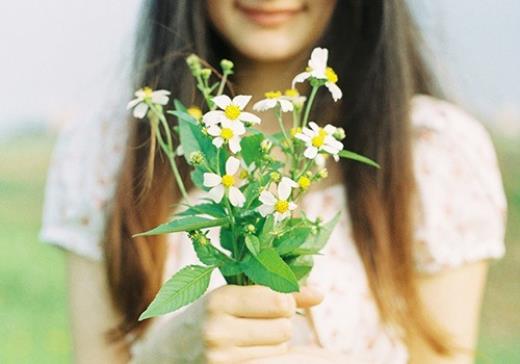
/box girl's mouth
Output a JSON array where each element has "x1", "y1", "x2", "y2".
[{"x1": 235, "y1": 1, "x2": 305, "y2": 27}]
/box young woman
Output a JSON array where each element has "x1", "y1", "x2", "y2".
[{"x1": 40, "y1": 0, "x2": 507, "y2": 363}]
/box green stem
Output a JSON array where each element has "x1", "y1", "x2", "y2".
[
  {"x1": 216, "y1": 71, "x2": 229, "y2": 97},
  {"x1": 275, "y1": 107, "x2": 290, "y2": 142},
  {"x1": 302, "y1": 86, "x2": 319, "y2": 128},
  {"x1": 148, "y1": 104, "x2": 190, "y2": 202}
]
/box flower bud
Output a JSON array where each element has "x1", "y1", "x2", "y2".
[
  {"x1": 186, "y1": 54, "x2": 202, "y2": 76},
  {"x1": 189, "y1": 230, "x2": 209, "y2": 245},
  {"x1": 187, "y1": 106, "x2": 203, "y2": 121},
  {"x1": 317, "y1": 168, "x2": 328, "y2": 179},
  {"x1": 297, "y1": 176, "x2": 311, "y2": 190},
  {"x1": 200, "y1": 68, "x2": 212, "y2": 80},
  {"x1": 270, "y1": 171, "x2": 281, "y2": 183},
  {"x1": 260, "y1": 139, "x2": 273, "y2": 153},
  {"x1": 189, "y1": 151, "x2": 204, "y2": 165},
  {"x1": 333, "y1": 127, "x2": 346, "y2": 140},
  {"x1": 220, "y1": 59, "x2": 234, "y2": 74},
  {"x1": 245, "y1": 224, "x2": 256, "y2": 234},
  {"x1": 290, "y1": 127, "x2": 302, "y2": 138}
]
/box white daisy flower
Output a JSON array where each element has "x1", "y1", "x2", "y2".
[
  {"x1": 207, "y1": 119, "x2": 246, "y2": 154},
  {"x1": 282, "y1": 88, "x2": 307, "y2": 109},
  {"x1": 253, "y1": 91, "x2": 294, "y2": 113},
  {"x1": 295, "y1": 121, "x2": 344, "y2": 160},
  {"x1": 203, "y1": 156, "x2": 246, "y2": 207},
  {"x1": 258, "y1": 177, "x2": 299, "y2": 222},
  {"x1": 292, "y1": 47, "x2": 343, "y2": 102},
  {"x1": 202, "y1": 94, "x2": 261, "y2": 126},
  {"x1": 127, "y1": 87, "x2": 171, "y2": 119}
]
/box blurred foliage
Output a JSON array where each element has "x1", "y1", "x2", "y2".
[{"x1": 0, "y1": 132, "x2": 518, "y2": 363}]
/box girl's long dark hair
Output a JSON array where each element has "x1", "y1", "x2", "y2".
[{"x1": 104, "y1": 0, "x2": 449, "y2": 354}]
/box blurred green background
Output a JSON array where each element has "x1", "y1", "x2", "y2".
[{"x1": 0, "y1": 131, "x2": 518, "y2": 363}]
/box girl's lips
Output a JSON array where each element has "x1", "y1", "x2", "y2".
[{"x1": 235, "y1": 2, "x2": 304, "y2": 27}]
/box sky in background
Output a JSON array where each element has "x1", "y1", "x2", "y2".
[{"x1": 1, "y1": 0, "x2": 519, "y2": 137}]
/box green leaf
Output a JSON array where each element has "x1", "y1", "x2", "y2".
[
  {"x1": 219, "y1": 226, "x2": 234, "y2": 252},
  {"x1": 219, "y1": 261, "x2": 242, "y2": 277},
  {"x1": 241, "y1": 248, "x2": 299, "y2": 293},
  {"x1": 190, "y1": 167, "x2": 206, "y2": 190},
  {"x1": 177, "y1": 203, "x2": 227, "y2": 218},
  {"x1": 292, "y1": 213, "x2": 340, "y2": 255},
  {"x1": 134, "y1": 216, "x2": 229, "y2": 237},
  {"x1": 274, "y1": 227, "x2": 311, "y2": 255},
  {"x1": 240, "y1": 134, "x2": 264, "y2": 166},
  {"x1": 339, "y1": 150, "x2": 380, "y2": 168},
  {"x1": 193, "y1": 240, "x2": 232, "y2": 266},
  {"x1": 242, "y1": 181, "x2": 261, "y2": 208},
  {"x1": 244, "y1": 235, "x2": 260, "y2": 256},
  {"x1": 139, "y1": 265, "x2": 214, "y2": 320},
  {"x1": 259, "y1": 215, "x2": 275, "y2": 248},
  {"x1": 288, "y1": 255, "x2": 314, "y2": 280}
]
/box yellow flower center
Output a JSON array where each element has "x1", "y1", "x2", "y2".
[
  {"x1": 298, "y1": 176, "x2": 311, "y2": 189},
  {"x1": 224, "y1": 104, "x2": 241, "y2": 120},
  {"x1": 311, "y1": 128, "x2": 327, "y2": 147},
  {"x1": 220, "y1": 128, "x2": 234, "y2": 140},
  {"x1": 187, "y1": 106, "x2": 202, "y2": 119},
  {"x1": 143, "y1": 87, "x2": 153, "y2": 99},
  {"x1": 284, "y1": 88, "x2": 299, "y2": 97},
  {"x1": 290, "y1": 127, "x2": 302, "y2": 137},
  {"x1": 221, "y1": 174, "x2": 235, "y2": 187},
  {"x1": 325, "y1": 67, "x2": 338, "y2": 83},
  {"x1": 274, "y1": 199, "x2": 289, "y2": 213},
  {"x1": 265, "y1": 90, "x2": 282, "y2": 99}
]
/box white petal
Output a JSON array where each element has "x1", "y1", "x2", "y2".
[
  {"x1": 279, "y1": 99, "x2": 294, "y2": 112},
  {"x1": 208, "y1": 185, "x2": 225, "y2": 203},
  {"x1": 302, "y1": 127, "x2": 315, "y2": 137},
  {"x1": 226, "y1": 156, "x2": 240, "y2": 175},
  {"x1": 304, "y1": 146, "x2": 318, "y2": 159},
  {"x1": 288, "y1": 202, "x2": 297, "y2": 211},
  {"x1": 309, "y1": 47, "x2": 328, "y2": 77},
  {"x1": 133, "y1": 103, "x2": 149, "y2": 119},
  {"x1": 135, "y1": 89, "x2": 146, "y2": 98},
  {"x1": 207, "y1": 125, "x2": 221, "y2": 136},
  {"x1": 308, "y1": 121, "x2": 320, "y2": 132},
  {"x1": 258, "y1": 204, "x2": 274, "y2": 217},
  {"x1": 295, "y1": 133, "x2": 311, "y2": 143},
  {"x1": 232, "y1": 95, "x2": 252, "y2": 110},
  {"x1": 281, "y1": 177, "x2": 298, "y2": 189},
  {"x1": 230, "y1": 121, "x2": 246, "y2": 135},
  {"x1": 315, "y1": 154, "x2": 326, "y2": 168},
  {"x1": 292, "y1": 72, "x2": 310, "y2": 87},
  {"x1": 240, "y1": 111, "x2": 261, "y2": 124},
  {"x1": 326, "y1": 82, "x2": 343, "y2": 101},
  {"x1": 325, "y1": 137, "x2": 344, "y2": 150},
  {"x1": 322, "y1": 144, "x2": 340, "y2": 155},
  {"x1": 203, "y1": 111, "x2": 224, "y2": 126},
  {"x1": 151, "y1": 93, "x2": 169, "y2": 105},
  {"x1": 212, "y1": 95, "x2": 232, "y2": 109},
  {"x1": 212, "y1": 137, "x2": 224, "y2": 148},
  {"x1": 274, "y1": 211, "x2": 289, "y2": 222},
  {"x1": 127, "y1": 98, "x2": 141, "y2": 109},
  {"x1": 259, "y1": 191, "x2": 276, "y2": 206},
  {"x1": 228, "y1": 187, "x2": 246, "y2": 207},
  {"x1": 253, "y1": 99, "x2": 276, "y2": 112},
  {"x1": 324, "y1": 124, "x2": 336, "y2": 134},
  {"x1": 203, "y1": 173, "x2": 222, "y2": 187},
  {"x1": 278, "y1": 178, "x2": 295, "y2": 200},
  {"x1": 228, "y1": 137, "x2": 242, "y2": 154}
]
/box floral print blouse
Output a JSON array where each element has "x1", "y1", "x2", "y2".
[{"x1": 40, "y1": 95, "x2": 507, "y2": 363}]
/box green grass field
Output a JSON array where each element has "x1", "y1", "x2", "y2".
[{"x1": 0, "y1": 133, "x2": 518, "y2": 363}]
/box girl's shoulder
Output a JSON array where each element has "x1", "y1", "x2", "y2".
[
  {"x1": 39, "y1": 108, "x2": 129, "y2": 261},
  {"x1": 409, "y1": 94, "x2": 507, "y2": 273}
]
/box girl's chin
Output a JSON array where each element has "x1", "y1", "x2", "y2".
[{"x1": 232, "y1": 38, "x2": 304, "y2": 62}]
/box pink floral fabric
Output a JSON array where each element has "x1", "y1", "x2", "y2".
[{"x1": 40, "y1": 95, "x2": 507, "y2": 363}]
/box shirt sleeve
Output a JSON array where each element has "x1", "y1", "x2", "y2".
[
  {"x1": 411, "y1": 95, "x2": 507, "y2": 273},
  {"x1": 39, "y1": 112, "x2": 129, "y2": 261}
]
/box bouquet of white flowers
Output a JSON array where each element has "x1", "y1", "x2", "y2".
[{"x1": 127, "y1": 47, "x2": 379, "y2": 321}]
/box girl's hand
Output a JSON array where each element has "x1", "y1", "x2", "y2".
[
  {"x1": 203, "y1": 285, "x2": 323, "y2": 364},
  {"x1": 129, "y1": 285, "x2": 323, "y2": 364}
]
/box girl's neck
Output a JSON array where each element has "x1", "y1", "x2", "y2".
[{"x1": 231, "y1": 53, "x2": 308, "y2": 134}]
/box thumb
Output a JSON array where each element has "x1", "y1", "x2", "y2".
[{"x1": 293, "y1": 286, "x2": 324, "y2": 308}]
